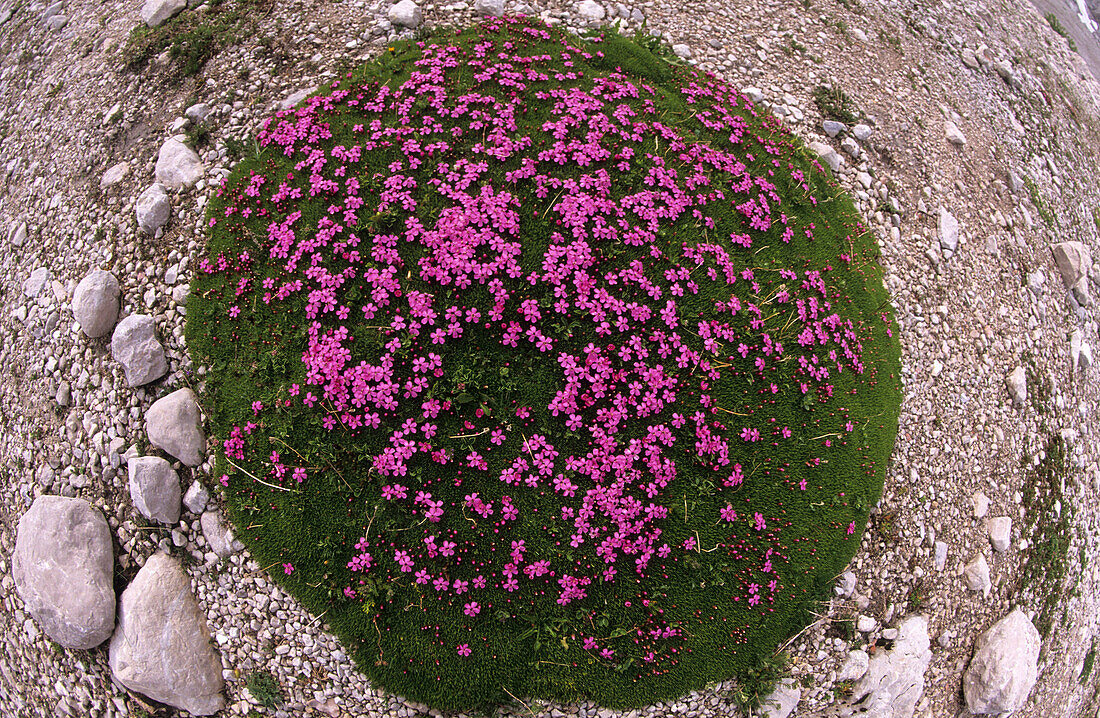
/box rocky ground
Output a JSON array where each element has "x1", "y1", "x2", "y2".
[{"x1": 2, "y1": 0, "x2": 1100, "y2": 715}]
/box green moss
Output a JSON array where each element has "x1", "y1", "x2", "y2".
[
  {"x1": 122, "y1": 0, "x2": 271, "y2": 78},
  {"x1": 1082, "y1": 638, "x2": 1097, "y2": 684},
  {"x1": 244, "y1": 670, "x2": 284, "y2": 709},
  {"x1": 187, "y1": 17, "x2": 901, "y2": 712},
  {"x1": 1020, "y1": 434, "x2": 1072, "y2": 639},
  {"x1": 812, "y1": 85, "x2": 860, "y2": 125}
]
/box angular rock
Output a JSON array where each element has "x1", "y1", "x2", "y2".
[
  {"x1": 185, "y1": 102, "x2": 211, "y2": 123},
  {"x1": 1006, "y1": 366, "x2": 1027, "y2": 407},
  {"x1": 473, "y1": 0, "x2": 504, "y2": 15},
  {"x1": 1072, "y1": 329, "x2": 1094, "y2": 372},
  {"x1": 851, "y1": 615, "x2": 932, "y2": 718},
  {"x1": 822, "y1": 120, "x2": 846, "y2": 137},
  {"x1": 8, "y1": 221, "x2": 27, "y2": 247},
  {"x1": 278, "y1": 87, "x2": 315, "y2": 111},
  {"x1": 963, "y1": 553, "x2": 991, "y2": 596},
  {"x1": 136, "y1": 183, "x2": 171, "y2": 234},
  {"x1": 183, "y1": 480, "x2": 210, "y2": 514},
  {"x1": 961, "y1": 47, "x2": 979, "y2": 68},
  {"x1": 577, "y1": 0, "x2": 605, "y2": 22},
  {"x1": 1052, "y1": 241, "x2": 1091, "y2": 289},
  {"x1": 742, "y1": 86, "x2": 764, "y2": 104},
  {"x1": 111, "y1": 314, "x2": 168, "y2": 387},
  {"x1": 155, "y1": 137, "x2": 203, "y2": 190},
  {"x1": 146, "y1": 388, "x2": 205, "y2": 466},
  {"x1": 852, "y1": 123, "x2": 873, "y2": 141},
  {"x1": 840, "y1": 136, "x2": 861, "y2": 158},
  {"x1": 934, "y1": 541, "x2": 948, "y2": 571},
  {"x1": 809, "y1": 141, "x2": 842, "y2": 172},
  {"x1": 23, "y1": 267, "x2": 50, "y2": 298},
  {"x1": 971, "y1": 491, "x2": 990, "y2": 519},
  {"x1": 987, "y1": 516, "x2": 1011, "y2": 553},
  {"x1": 759, "y1": 677, "x2": 800, "y2": 718},
  {"x1": 838, "y1": 649, "x2": 870, "y2": 682},
  {"x1": 938, "y1": 207, "x2": 959, "y2": 259},
  {"x1": 835, "y1": 570, "x2": 857, "y2": 598},
  {"x1": 388, "y1": 0, "x2": 422, "y2": 28},
  {"x1": 963, "y1": 609, "x2": 1040, "y2": 715},
  {"x1": 108, "y1": 553, "x2": 225, "y2": 715},
  {"x1": 12, "y1": 496, "x2": 115, "y2": 649},
  {"x1": 72, "y1": 269, "x2": 120, "y2": 338},
  {"x1": 141, "y1": 0, "x2": 186, "y2": 27},
  {"x1": 100, "y1": 161, "x2": 130, "y2": 192},
  {"x1": 672, "y1": 43, "x2": 691, "y2": 59},
  {"x1": 201, "y1": 510, "x2": 243, "y2": 558},
  {"x1": 945, "y1": 119, "x2": 968, "y2": 146},
  {"x1": 128, "y1": 456, "x2": 181, "y2": 525}
]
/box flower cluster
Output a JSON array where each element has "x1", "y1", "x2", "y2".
[{"x1": 189, "y1": 16, "x2": 900, "y2": 712}]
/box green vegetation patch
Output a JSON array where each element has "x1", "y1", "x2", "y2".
[
  {"x1": 812, "y1": 84, "x2": 860, "y2": 125},
  {"x1": 1020, "y1": 434, "x2": 1072, "y2": 639},
  {"x1": 123, "y1": 0, "x2": 271, "y2": 78},
  {"x1": 1045, "y1": 12, "x2": 1079, "y2": 52},
  {"x1": 186, "y1": 17, "x2": 902, "y2": 712}
]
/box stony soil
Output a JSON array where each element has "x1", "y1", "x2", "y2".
[{"x1": 1, "y1": 0, "x2": 1100, "y2": 715}]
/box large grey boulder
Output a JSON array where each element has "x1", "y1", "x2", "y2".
[
  {"x1": 128, "y1": 456, "x2": 181, "y2": 525},
  {"x1": 963, "y1": 609, "x2": 1040, "y2": 714},
  {"x1": 388, "y1": 0, "x2": 422, "y2": 28},
  {"x1": 12, "y1": 496, "x2": 115, "y2": 649},
  {"x1": 155, "y1": 137, "x2": 204, "y2": 190},
  {"x1": 108, "y1": 553, "x2": 225, "y2": 715},
  {"x1": 850, "y1": 614, "x2": 932, "y2": 718},
  {"x1": 135, "y1": 183, "x2": 171, "y2": 234},
  {"x1": 72, "y1": 269, "x2": 120, "y2": 338},
  {"x1": 111, "y1": 314, "x2": 168, "y2": 387},
  {"x1": 141, "y1": 0, "x2": 186, "y2": 26},
  {"x1": 146, "y1": 388, "x2": 205, "y2": 466}
]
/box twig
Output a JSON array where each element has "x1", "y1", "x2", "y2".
[
  {"x1": 499, "y1": 685, "x2": 536, "y2": 718},
  {"x1": 226, "y1": 457, "x2": 292, "y2": 492},
  {"x1": 449, "y1": 427, "x2": 490, "y2": 439},
  {"x1": 304, "y1": 609, "x2": 328, "y2": 630}
]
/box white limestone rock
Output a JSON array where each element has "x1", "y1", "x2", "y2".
[
  {"x1": 128, "y1": 456, "x2": 181, "y2": 525},
  {"x1": 963, "y1": 609, "x2": 1040, "y2": 715},
  {"x1": 12, "y1": 496, "x2": 115, "y2": 649},
  {"x1": 108, "y1": 553, "x2": 225, "y2": 715},
  {"x1": 72, "y1": 269, "x2": 121, "y2": 338},
  {"x1": 146, "y1": 388, "x2": 205, "y2": 466},
  {"x1": 850, "y1": 615, "x2": 932, "y2": 718},
  {"x1": 155, "y1": 137, "x2": 204, "y2": 190}
]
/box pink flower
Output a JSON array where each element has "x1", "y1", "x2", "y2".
[
  {"x1": 282, "y1": 563, "x2": 294, "y2": 575},
  {"x1": 463, "y1": 601, "x2": 481, "y2": 617},
  {"x1": 456, "y1": 643, "x2": 471, "y2": 657}
]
